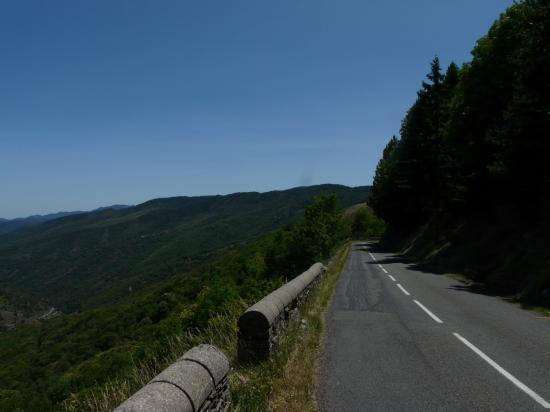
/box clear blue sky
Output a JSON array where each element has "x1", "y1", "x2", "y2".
[{"x1": 1, "y1": 0, "x2": 513, "y2": 218}]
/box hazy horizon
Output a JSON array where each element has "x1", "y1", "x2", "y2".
[{"x1": 1, "y1": 182, "x2": 372, "y2": 219}]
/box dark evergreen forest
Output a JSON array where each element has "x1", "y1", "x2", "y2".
[{"x1": 370, "y1": 0, "x2": 550, "y2": 302}]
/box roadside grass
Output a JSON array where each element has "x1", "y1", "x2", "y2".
[
  {"x1": 63, "y1": 243, "x2": 350, "y2": 412},
  {"x1": 232, "y1": 242, "x2": 351, "y2": 411},
  {"x1": 267, "y1": 242, "x2": 350, "y2": 411},
  {"x1": 519, "y1": 304, "x2": 550, "y2": 318},
  {"x1": 446, "y1": 273, "x2": 474, "y2": 284},
  {"x1": 61, "y1": 304, "x2": 243, "y2": 412}
]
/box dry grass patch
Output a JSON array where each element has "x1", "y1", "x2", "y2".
[
  {"x1": 266, "y1": 242, "x2": 351, "y2": 412},
  {"x1": 61, "y1": 304, "x2": 243, "y2": 412}
]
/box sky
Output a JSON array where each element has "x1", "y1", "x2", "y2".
[{"x1": 1, "y1": 0, "x2": 514, "y2": 218}]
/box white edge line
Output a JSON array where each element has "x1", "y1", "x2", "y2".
[
  {"x1": 453, "y1": 333, "x2": 550, "y2": 409},
  {"x1": 388, "y1": 274, "x2": 396, "y2": 282},
  {"x1": 396, "y1": 283, "x2": 410, "y2": 296},
  {"x1": 413, "y1": 299, "x2": 443, "y2": 324}
]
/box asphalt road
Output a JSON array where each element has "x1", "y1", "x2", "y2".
[{"x1": 317, "y1": 241, "x2": 550, "y2": 411}]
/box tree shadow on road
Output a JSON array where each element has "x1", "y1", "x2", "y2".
[{"x1": 357, "y1": 241, "x2": 499, "y2": 298}]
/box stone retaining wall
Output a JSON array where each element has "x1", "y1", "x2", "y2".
[{"x1": 237, "y1": 262, "x2": 326, "y2": 362}]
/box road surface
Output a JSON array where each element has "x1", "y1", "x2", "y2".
[{"x1": 317, "y1": 241, "x2": 550, "y2": 411}]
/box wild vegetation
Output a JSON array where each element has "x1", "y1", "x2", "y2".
[
  {"x1": 0, "y1": 184, "x2": 370, "y2": 312},
  {"x1": 348, "y1": 206, "x2": 386, "y2": 239},
  {"x1": 0, "y1": 192, "x2": 382, "y2": 411},
  {"x1": 370, "y1": 0, "x2": 550, "y2": 303}
]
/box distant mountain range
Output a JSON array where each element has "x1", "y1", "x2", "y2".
[
  {"x1": 0, "y1": 205, "x2": 129, "y2": 235},
  {"x1": 0, "y1": 185, "x2": 370, "y2": 311}
]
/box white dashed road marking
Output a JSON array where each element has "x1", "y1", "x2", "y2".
[
  {"x1": 364, "y1": 245, "x2": 550, "y2": 410},
  {"x1": 453, "y1": 333, "x2": 550, "y2": 409},
  {"x1": 413, "y1": 300, "x2": 444, "y2": 324},
  {"x1": 396, "y1": 283, "x2": 411, "y2": 296},
  {"x1": 376, "y1": 264, "x2": 389, "y2": 273}
]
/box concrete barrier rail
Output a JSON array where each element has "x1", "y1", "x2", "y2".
[
  {"x1": 237, "y1": 262, "x2": 326, "y2": 362},
  {"x1": 114, "y1": 344, "x2": 230, "y2": 412},
  {"x1": 116, "y1": 263, "x2": 327, "y2": 409}
]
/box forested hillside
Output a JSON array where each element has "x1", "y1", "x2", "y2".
[
  {"x1": 0, "y1": 193, "x2": 381, "y2": 411},
  {"x1": 0, "y1": 184, "x2": 370, "y2": 312},
  {"x1": 370, "y1": 0, "x2": 549, "y2": 302}
]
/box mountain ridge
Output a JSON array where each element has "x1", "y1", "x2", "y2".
[
  {"x1": 0, "y1": 205, "x2": 130, "y2": 235},
  {"x1": 0, "y1": 184, "x2": 370, "y2": 311}
]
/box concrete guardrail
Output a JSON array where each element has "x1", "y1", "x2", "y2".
[
  {"x1": 237, "y1": 262, "x2": 326, "y2": 362},
  {"x1": 116, "y1": 263, "x2": 326, "y2": 410},
  {"x1": 114, "y1": 344, "x2": 230, "y2": 412}
]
